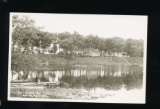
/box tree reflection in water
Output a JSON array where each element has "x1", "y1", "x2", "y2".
[
  {"x1": 60, "y1": 74, "x2": 143, "y2": 90},
  {"x1": 11, "y1": 64, "x2": 143, "y2": 91}
]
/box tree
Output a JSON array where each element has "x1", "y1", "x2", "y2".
[
  {"x1": 33, "y1": 30, "x2": 43, "y2": 53},
  {"x1": 72, "y1": 31, "x2": 85, "y2": 56},
  {"x1": 12, "y1": 15, "x2": 41, "y2": 53},
  {"x1": 58, "y1": 32, "x2": 73, "y2": 52},
  {"x1": 111, "y1": 37, "x2": 125, "y2": 52},
  {"x1": 12, "y1": 15, "x2": 23, "y2": 52},
  {"x1": 104, "y1": 37, "x2": 125, "y2": 53},
  {"x1": 104, "y1": 38, "x2": 114, "y2": 53},
  {"x1": 40, "y1": 32, "x2": 53, "y2": 53},
  {"x1": 124, "y1": 38, "x2": 143, "y2": 57},
  {"x1": 84, "y1": 34, "x2": 100, "y2": 49},
  {"x1": 98, "y1": 38, "x2": 106, "y2": 56},
  {"x1": 60, "y1": 37, "x2": 74, "y2": 52},
  {"x1": 58, "y1": 32, "x2": 71, "y2": 40},
  {"x1": 139, "y1": 39, "x2": 144, "y2": 57},
  {"x1": 20, "y1": 26, "x2": 40, "y2": 51},
  {"x1": 53, "y1": 43, "x2": 57, "y2": 54}
]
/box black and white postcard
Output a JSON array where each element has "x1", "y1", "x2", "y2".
[{"x1": 8, "y1": 13, "x2": 147, "y2": 103}]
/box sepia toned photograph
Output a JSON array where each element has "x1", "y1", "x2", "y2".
[{"x1": 8, "y1": 13, "x2": 147, "y2": 103}]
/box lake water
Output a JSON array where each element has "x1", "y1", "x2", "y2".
[{"x1": 11, "y1": 64, "x2": 143, "y2": 91}]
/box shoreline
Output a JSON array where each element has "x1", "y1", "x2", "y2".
[{"x1": 10, "y1": 86, "x2": 144, "y2": 103}]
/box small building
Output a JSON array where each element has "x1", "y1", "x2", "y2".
[
  {"x1": 42, "y1": 42, "x2": 63, "y2": 54},
  {"x1": 44, "y1": 49, "x2": 50, "y2": 54},
  {"x1": 105, "y1": 52, "x2": 129, "y2": 57},
  {"x1": 85, "y1": 49, "x2": 100, "y2": 57},
  {"x1": 122, "y1": 52, "x2": 130, "y2": 57},
  {"x1": 49, "y1": 42, "x2": 63, "y2": 54},
  {"x1": 105, "y1": 52, "x2": 114, "y2": 57},
  {"x1": 114, "y1": 52, "x2": 123, "y2": 57},
  {"x1": 74, "y1": 50, "x2": 84, "y2": 56}
]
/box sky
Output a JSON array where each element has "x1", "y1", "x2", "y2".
[{"x1": 10, "y1": 12, "x2": 148, "y2": 40}]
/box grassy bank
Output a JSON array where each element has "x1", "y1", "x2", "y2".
[
  {"x1": 35, "y1": 54, "x2": 143, "y2": 65},
  {"x1": 125, "y1": 57, "x2": 143, "y2": 65}
]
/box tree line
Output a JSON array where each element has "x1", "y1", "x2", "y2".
[{"x1": 12, "y1": 15, "x2": 144, "y2": 57}]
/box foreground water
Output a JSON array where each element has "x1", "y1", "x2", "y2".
[
  {"x1": 10, "y1": 64, "x2": 144, "y2": 102},
  {"x1": 11, "y1": 64, "x2": 143, "y2": 90}
]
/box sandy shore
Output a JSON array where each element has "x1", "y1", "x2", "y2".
[{"x1": 10, "y1": 86, "x2": 145, "y2": 103}]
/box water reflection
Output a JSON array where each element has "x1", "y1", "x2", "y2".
[{"x1": 11, "y1": 64, "x2": 143, "y2": 90}]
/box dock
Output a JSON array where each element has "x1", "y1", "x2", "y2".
[{"x1": 11, "y1": 81, "x2": 69, "y2": 87}]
